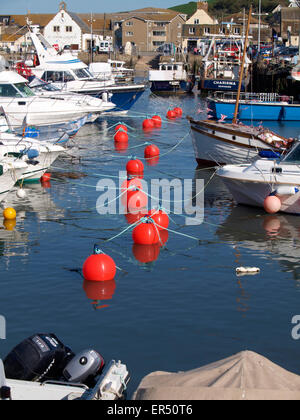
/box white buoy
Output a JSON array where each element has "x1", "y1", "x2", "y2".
[
  {"x1": 16, "y1": 188, "x2": 27, "y2": 199},
  {"x1": 236, "y1": 267, "x2": 260, "y2": 276}
]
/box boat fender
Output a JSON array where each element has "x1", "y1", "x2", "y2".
[
  {"x1": 275, "y1": 186, "x2": 299, "y2": 196},
  {"x1": 236, "y1": 267, "x2": 260, "y2": 276},
  {"x1": 102, "y1": 91, "x2": 108, "y2": 102},
  {"x1": 258, "y1": 150, "x2": 281, "y2": 159},
  {"x1": 26, "y1": 149, "x2": 39, "y2": 160}
]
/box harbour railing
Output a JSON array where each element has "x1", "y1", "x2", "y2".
[{"x1": 210, "y1": 91, "x2": 294, "y2": 104}]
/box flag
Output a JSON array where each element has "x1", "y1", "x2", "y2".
[{"x1": 218, "y1": 114, "x2": 227, "y2": 122}]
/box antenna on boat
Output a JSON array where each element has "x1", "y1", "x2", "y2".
[{"x1": 232, "y1": 5, "x2": 252, "y2": 125}]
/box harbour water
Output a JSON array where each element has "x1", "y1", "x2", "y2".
[{"x1": 1, "y1": 89, "x2": 300, "y2": 397}]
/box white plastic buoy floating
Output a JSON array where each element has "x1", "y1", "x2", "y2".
[
  {"x1": 236, "y1": 267, "x2": 260, "y2": 276},
  {"x1": 16, "y1": 188, "x2": 27, "y2": 199}
]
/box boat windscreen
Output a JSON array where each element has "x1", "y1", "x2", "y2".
[
  {"x1": 282, "y1": 142, "x2": 300, "y2": 164},
  {"x1": 14, "y1": 83, "x2": 35, "y2": 97}
]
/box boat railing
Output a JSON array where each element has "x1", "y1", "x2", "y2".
[{"x1": 210, "y1": 91, "x2": 294, "y2": 104}]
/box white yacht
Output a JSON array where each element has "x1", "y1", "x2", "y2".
[
  {"x1": 0, "y1": 71, "x2": 91, "y2": 129},
  {"x1": 27, "y1": 26, "x2": 145, "y2": 114},
  {"x1": 0, "y1": 157, "x2": 28, "y2": 201},
  {"x1": 217, "y1": 141, "x2": 300, "y2": 214}
]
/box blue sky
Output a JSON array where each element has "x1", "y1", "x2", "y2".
[{"x1": 1, "y1": 0, "x2": 181, "y2": 14}]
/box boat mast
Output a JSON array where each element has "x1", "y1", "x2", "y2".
[{"x1": 232, "y1": 5, "x2": 252, "y2": 124}]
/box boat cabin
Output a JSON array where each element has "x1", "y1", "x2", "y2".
[{"x1": 0, "y1": 71, "x2": 35, "y2": 98}]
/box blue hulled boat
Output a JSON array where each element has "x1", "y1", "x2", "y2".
[{"x1": 207, "y1": 91, "x2": 300, "y2": 121}]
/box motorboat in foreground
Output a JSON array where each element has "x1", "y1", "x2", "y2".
[
  {"x1": 188, "y1": 117, "x2": 292, "y2": 165},
  {"x1": 0, "y1": 333, "x2": 129, "y2": 400},
  {"x1": 216, "y1": 141, "x2": 300, "y2": 214}
]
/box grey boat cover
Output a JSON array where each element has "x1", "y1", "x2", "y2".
[{"x1": 132, "y1": 351, "x2": 300, "y2": 400}]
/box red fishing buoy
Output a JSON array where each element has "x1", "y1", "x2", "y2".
[
  {"x1": 144, "y1": 144, "x2": 160, "y2": 159},
  {"x1": 115, "y1": 124, "x2": 127, "y2": 133},
  {"x1": 142, "y1": 119, "x2": 155, "y2": 131},
  {"x1": 173, "y1": 107, "x2": 183, "y2": 117},
  {"x1": 263, "y1": 195, "x2": 281, "y2": 214},
  {"x1": 114, "y1": 130, "x2": 128, "y2": 143},
  {"x1": 152, "y1": 115, "x2": 162, "y2": 127},
  {"x1": 82, "y1": 249, "x2": 116, "y2": 282},
  {"x1": 127, "y1": 190, "x2": 148, "y2": 214},
  {"x1": 41, "y1": 173, "x2": 51, "y2": 182},
  {"x1": 126, "y1": 159, "x2": 144, "y2": 176},
  {"x1": 132, "y1": 243, "x2": 160, "y2": 264},
  {"x1": 148, "y1": 209, "x2": 169, "y2": 230},
  {"x1": 166, "y1": 110, "x2": 176, "y2": 119},
  {"x1": 132, "y1": 221, "x2": 160, "y2": 245},
  {"x1": 121, "y1": 177, "x2": 143, "y2": 194}
]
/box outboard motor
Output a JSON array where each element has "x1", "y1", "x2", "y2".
[
  {"x1": 62, "y1": 349, "x2": 105, "y2": 385},
  {"x1": 4, "y1": 334, "x2": 105, "y2": 387},
  {"x1": 4, "y1": 333, "x2": 74, "y2": 382}
]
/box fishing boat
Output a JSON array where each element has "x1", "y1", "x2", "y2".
[
  {"x1": 149, "y1": 61, "x2": 194, "y2": 94},
  {"x1": 0, "y1": 71, "x2": 91, "y2": 129},
  {"x1": 188, "y1": 117, "x2": 292, "y2": 165},
  {"x1": 216, "y1": 140, "x2": 300, "y2": 215},
  {"x1": 207, "y1": 91, "x2": 300, "y2": 121},
  {"x1": 0, "y1": 333, "x2": 129, "y2": 400},
  {"x1": 188, "y1": 7, "x2": 289, "y2": 166},
  {"x1": 198, "y1": 35, "x2": 251, "y2": 92},
  {"x1": 0, "y1": 158, "x2": 28, "y2": 201},
  {"x1": 26, "y1": 25, "x2": 145, "y2": 114},
  {"x1": 108, "y1": 59, "x2": 134, "y2": 84}
]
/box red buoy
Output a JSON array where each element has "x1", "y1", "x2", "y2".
[
  {"x1": 166, "y1": 110, "x2": 176, "y2": 119},
  {"x1": 115, "y1": 124, "x2": 127, "y2": 133},
  {"x1": 263, "y1": 195, "x2": 281, "y2": 214},
  {"x1": 173, "y1": 107, "x2": 183, "y2": 117},
  {"x1": 121, "y1": 177, "x2": 143, "y2": 194},
  {"x1": 152, "y1": 115, "x2": 162, "y2": 127},
  {"x1": 41, "y1": 180, "x2": 51, "y2": 189},
  {"x1": 148, "y1": 209, "x2": 169, "y2": 230},
  {"x1": 82, "y1": 251, "x2": 116, "y2": 282},
  {"x1": 142, "y1": 119, "x2": 155, "y2": 131},
  {"x1": 114, "y1": 130, "x2": 128, "y2": 143},
  {"x1": 132, "y1": 243, "x2": 160, "y2": 263},
  {"x1": 144, "y1": 144, "x2": 160, "y2": 159},
  {"x1": 41, "y1": 173, "x2": 51, "y2": 182},
  {"x1": 127, "y1": 189, "x2": 148, "y2": 213},
  {"x1": 132, "y1": 221, "x2": 160, "y2": 245},
  {"x1": 126, "y1": 159, "x2": 144, "y2": 176}
]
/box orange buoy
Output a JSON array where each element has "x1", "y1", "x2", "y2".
[
  {"x1": 3, "y1": 207, "x2": 16, "y2": 220},
  {"x1": 144, "y1": 144, "x2": 160, "y2": 159},
  {"x1": 126, "y1": 159, "x2": 144, "y2": 176},
  {"x1": 142, "y1": 119, "x2": 155, "y2": 131},
  {"x1": 166, "y1": 110, "x2": 176, "y2": 119},
  {"x1": 148, "y1": 209, "x2": 169, "y2": 230},
  {"x1": 82, "y1": 246, "x2": 116, "y2": 282},
  {"x1": 152, "y1": 115, "x2": 162, "y2": 127},
  {"x1": 173, "y1": 107, "x2": 183, "y2": 117},
  {"x1": 41, "y1": 173, "x2": 51, "y2": 182},
  {"x1": 114, "y1": 130, "x2": 128, "y2": 143},
  {"x1": 115, "y1": 124, "x2": 127, "y2": 133},
  {"x1": 132, "y1": 243, "x2": 160, "y2": 263},
  {"x1": 127, "y1": 189, "x2": 148, "y2": 214},
  {"x1": 263, "y1": 195, "x2": 281, "y2": 214},
  {"x1": 132, "y1": 221, "x2": 160, "y2": 245}
]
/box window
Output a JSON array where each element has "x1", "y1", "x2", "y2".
[
  {"x1": 153, "y1": 41, "x2": 164, "y2": 46},
  {"x1": 0, "y1": 83, "x2": 21, "y2": 97},
  {"x1": 178, "y1": 23, "x2": 181, "y2": 28},
  {"x1": 66, "y1": 26, "x2": 72, "y2": 32},
  {"x1": 155, "y1": 22, "x2": 166, "y2": 27},
  {"x1": 189, "y1": 27, "x2": 195, "y2": 34},
  {"x1": 194, "y1": 19, "x2": 199, "y2": 24},
  {"x1": 234, "y1": 27, "x2": 240, "y2": 35},
  {"x1": 204, "y1": 27, "x2": 210, "y2": 35},
  {"x1": 178, "y1": 33, "x2": 181, "y2": 37},
  {"x1": 153, "y1": 31, "x2": 166, "y2": 36},
  {"x1": 43, "y1": 71, "x2": 75, "y2": 83},
  {"x1": 14, "y1": 83, "x2": 35, "y2": 97},
  {"x1": 126, "y1": 32, "x2": 133, "y2": 36},
  {"x1": 73, "y1": 68, "x2": 92, "y2": 79},
  {"x1": 126, "y1": 21, "x2": 133, "y2": 26},
  {"x1": 53, "y1": 26, "x2": 60, "y2": 32}
]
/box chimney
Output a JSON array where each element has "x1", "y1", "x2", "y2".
[{"x1": 197, "y1": 1, "x2": 208, "y2": 12}]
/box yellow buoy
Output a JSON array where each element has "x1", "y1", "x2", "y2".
[
  {"x1": 3, "y1": 219, "x2": 16, "y2": 231},
  {"x1": 3, "y1": 207, "x2": 16, "y2": 220}
]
